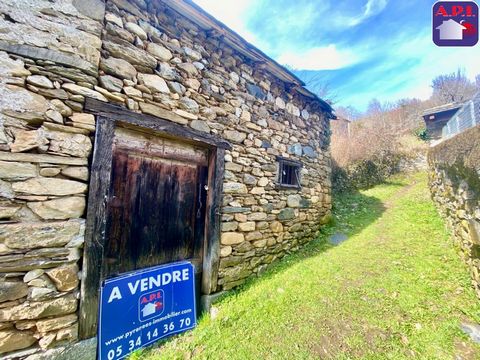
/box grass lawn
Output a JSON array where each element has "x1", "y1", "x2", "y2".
[{"x1": 134, "y1": 172, "x2": 480, "y2": 359}]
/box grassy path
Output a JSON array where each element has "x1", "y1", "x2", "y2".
[{"x1": 137, "y1": 172, "x2": 480, "y2": 359}]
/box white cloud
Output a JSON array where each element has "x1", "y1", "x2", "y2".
[
  {"x1": 277, "y1": 45, "x2": 359, "y2": 71},
  {"x1": 386, "y1": 32, "x2": 480, "y2": 100},
  {"x1": 348, "y1": 0, "x2": 388, "y2": 26},
  {"x1": 335, "y1": 34, "x2": 480, "y2": 110},
  {"x1": 192, "y1": 0, "x2": 263, "y2": 48},
  {"x1": 364, "y1": 0, "x2": 388, "y2": 17}
]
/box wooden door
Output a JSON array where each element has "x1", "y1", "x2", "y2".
[
  {"x1": 79, "y1": 101, "x2": 229, "y2": 340},
  {"x1": 103, "y1": 128, "x2": 208, "y2": 279}
]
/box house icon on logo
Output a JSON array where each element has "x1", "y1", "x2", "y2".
[
  {"x1": 436, "y1": 19, "x2": 467, "y2": 40},
  {"x1": 141, "y1": 303, "x2": 156, "y2": 317}
]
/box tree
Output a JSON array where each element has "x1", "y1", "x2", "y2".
[
  {"x1": 316, "y1": 82, "x2": 337, "y2": 104},
  {"x1": 431, "y1": 69, "x2": 477, "y2": 104},
  {"x1": 365, "y1": 98, "x2": 383, "y2": 116},
  {"x1": 297, "y1": 71, "x2": 338, "y2": 104},
  {"x1": 335, "y1": 105, "x2": 361, "y2": 121}
]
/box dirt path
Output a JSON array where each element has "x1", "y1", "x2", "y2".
[
  {"x1": 140, "y1": 173, "x2": 480, "y2": 360},
  {"x1": 383, "y1": 177, "x2": 418, "y2": 209}
]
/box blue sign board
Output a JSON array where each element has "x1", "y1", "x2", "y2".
[{"x1": 98, "y1": 262, "x2": 196, "y2": 360}]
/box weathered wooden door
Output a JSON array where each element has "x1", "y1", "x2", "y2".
[
  {"x1": 103, "y1": 128, "x2": 208, "y2": 282},
  {"x1": 79, "y1": 100, "x2": 229, "y2": 340}
]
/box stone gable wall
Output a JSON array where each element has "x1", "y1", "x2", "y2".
[
  {"x1": 428, "y1": 125, "x2": 480, "y2": 299},
  {"x1": 0, "y1": 0, "x2": 104, "y2": 357},
  {"x1": 0, "y1": 0, "x2": 332, "y2": 357}
]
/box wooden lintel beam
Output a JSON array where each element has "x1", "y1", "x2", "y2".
[{"x1": 84, "y1": 99, "x2": 232, "y2": 150}]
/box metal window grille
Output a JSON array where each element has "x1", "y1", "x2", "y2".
[{"x1": 278, "y1": 158, "x2": 302, "y2": 189}]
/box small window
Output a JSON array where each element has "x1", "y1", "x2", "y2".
[{"x1": 277, "y1": 157, "x2": 302, "y2": 189}]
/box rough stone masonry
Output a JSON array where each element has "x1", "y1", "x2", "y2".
[
  {"x1": 429, "y1": 125, "x2": 480, "y2": 299},
  {"x1": 0, "y1": 0, "x2": 333, "y2": 357}
]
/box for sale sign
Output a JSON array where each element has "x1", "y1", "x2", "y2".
[{"x1": 98, "y1": 262, "x2": 196, "y2": 360}]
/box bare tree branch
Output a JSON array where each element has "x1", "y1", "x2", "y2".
[{"x1": 431, "y1": 68, "x2": 477, "y2": 104}]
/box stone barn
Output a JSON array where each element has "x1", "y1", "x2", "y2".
[{"x1": 0, "y1": 0, "x2": 334, "y2": 357}]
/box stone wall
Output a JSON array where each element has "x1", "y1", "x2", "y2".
[
  {"x1": 0, "y1": 0, "x2": 104, "y2": 357},
  {"x1": 0, "y1": 0, "x2": 332, "y2": 357},
  {"x1": 428, "y1": 125, "x2": 480, "y2": 298},
  {"x1": 96, "y1": 0, "x2": 332, "y2": 291}
]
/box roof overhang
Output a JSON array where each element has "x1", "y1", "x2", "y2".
[
  {"x1": 422, "y1": 103, "x2": 463, "y2": 118},
  {"x1": 162, "y1": 0, "x2": 335, "y2": 118}
]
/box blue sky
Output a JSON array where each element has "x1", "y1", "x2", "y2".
[{"x1": 193, "y1": 0, "x2": 480, "y2": 111}]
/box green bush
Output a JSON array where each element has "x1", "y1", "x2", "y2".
[
  {"x1": 414, "y1": 127, "x2": 429, "y2": 141},
  {"x1": 332, "y1": 151, "x2": 404, "y2": 193},
  {"x1": 331, "y1": 161, "x2": 354, "y2": 193}
]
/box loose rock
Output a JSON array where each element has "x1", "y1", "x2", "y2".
[
  {"x1": 137, "y1": 74, "x2": 170, "y2": 94},
  {"x1": 46, "y1": 265, "x2": 79, "y2": 292},
  {"x1": 62, "y1": 84, "x2": 108, "y2": 102},
  {"x1": 36, "y1": 314, "x2": 77, "y2": 334},
  {"x1": 125, "y1": 22, "x2": 147, "y2": 40},
  {"x1": 28, "y1": 197, "x2": 86, "y2": 220},
  {"x1": 12, "y1": 178, "x2": 87, "y2": 196},
  {"x1": 26, "y1": 75, "x2": 54, "y2": 89},
  {"x1": 10, "y1": 130, "x2": 49, "y2": 153},
  {"x1": 0, "y1": 161, "x2": 37, "y2": 180},
  {"x1": 221, "y1": 232, "x2": 244, "y2": 245},
  {"x1": 99, "y1": 75, "x2": 123, "y2": 93},
  {"x1": 287, "y1": 194, "x2": 302, "y2": 208},
  {"x1": 190, "y1": 120, "x2": 210, "y2": 133},
  {"x1": 0, "y1": 294, "x2": 77, "y2": 321},
  {"x1": 0, "y1": 220, "x2": 83, "y2": 250},
  {"x1": 0, "y1": 330, "x2": 36, "y2": 354},
  {"x1": 147, "y1": 43, "x2": 172, "y2": 62},
  {"x1": 0, "y1": 282, "x2": 28, "y2": 302},
  {"x1": 100, "y1": 57, "x2": 137, "y2": 80},
  {"x1": 61, "y1": 167, "x2": 89, "y2": 181}
]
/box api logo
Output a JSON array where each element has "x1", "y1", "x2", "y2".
[
  {"x1": 433, "y1": 1, "x2": 479, "y2": 46},
  {"x1": 138, "y1": 289, "x2": 164, "y2": 322}
]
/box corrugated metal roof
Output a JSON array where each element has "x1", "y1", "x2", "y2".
[
  {"x1": 442, "y1": 92, "x2": 480, "y2": 138},
  {"x1": 422, "y1": 102, "x2": 463, "y2": 117}
]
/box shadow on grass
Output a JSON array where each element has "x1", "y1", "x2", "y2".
[
  {"x1": 210, "y1": 188, "x2": 387, "y2": 309},
  {"x1": 132, "y1": 189, "x2": 389, "y2": 358}
]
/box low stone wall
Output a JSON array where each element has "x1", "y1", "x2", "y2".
[{"x1": 428, "y1": 125, "x2": 480, "y2": 298}]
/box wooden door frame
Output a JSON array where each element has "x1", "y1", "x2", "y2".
[{"x1": 79, "y1": 99, "x2": 230, "y2": 339}]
